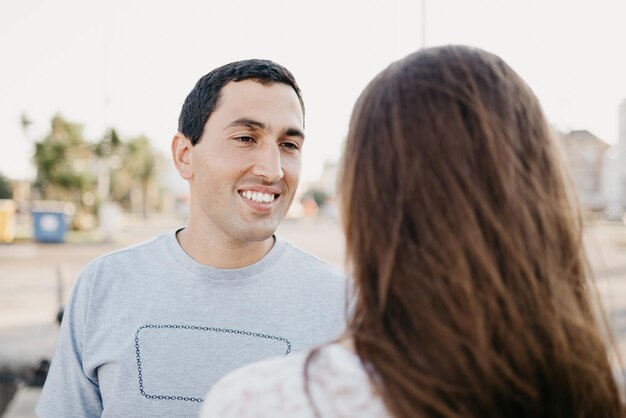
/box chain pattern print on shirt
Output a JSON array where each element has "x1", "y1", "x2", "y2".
[{"x1": 134, "y1": 324, "x2": 292, "y2": 402}]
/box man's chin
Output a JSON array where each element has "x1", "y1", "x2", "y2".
[
  {"x1": 235, "y1": 214, "x2": 285, "y2": 242},
  {"x1": 234, "y1": 225, "x2": 278, "y2": 244}
]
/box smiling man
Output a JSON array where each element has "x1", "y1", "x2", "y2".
[{"x1": 36, "y1": 60, "x2": 347, "y2": 418}]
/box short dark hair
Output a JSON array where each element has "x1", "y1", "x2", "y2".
[{"x1": 178, "y1": 59, "x2": 305, "y2": 145}]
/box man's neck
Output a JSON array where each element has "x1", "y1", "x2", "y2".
[{"x1": 176, "y1": 226, "x2": 275, "y2": 269}]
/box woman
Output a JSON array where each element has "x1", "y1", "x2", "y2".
[{"x1": 200, "y1": 45, "x2": 624, "y2": 417}]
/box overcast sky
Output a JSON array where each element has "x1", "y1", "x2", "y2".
[{"x1": 1, "y1": 0, "x2": 625, "y2": 184}]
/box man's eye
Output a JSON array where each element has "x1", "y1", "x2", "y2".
[
  {"x1": 281, "y1": 142, "x2": 300, "y2": 151},
  {"x1": 235, "y1": 136, "x2": 255, "y2": 143}
]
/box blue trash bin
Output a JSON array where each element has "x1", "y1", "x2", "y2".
[{"x1": 32, "y1": 210, "x2": 69, "y2": 243}]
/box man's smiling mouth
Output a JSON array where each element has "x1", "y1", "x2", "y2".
[{"x1": 239, "y1": 190, "x2": 278, "y2": 204}]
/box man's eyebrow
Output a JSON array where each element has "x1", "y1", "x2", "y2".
[
  {"x1": 226, "y1": 118, "x2": 266, "y2": 130},
  {"x1": 227, "y1": 117, "x2": 305, "y2": 140},
  {"x1": 283, "y1": 127, "x2": 305, "y2": 140}
]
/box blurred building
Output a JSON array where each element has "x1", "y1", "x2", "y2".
[
  {"x1": 602, "y1": 146, "x2": 622, "y2": 220},
  {"x1": 619, "y1": 99, "x2": 626, "y2": 211},
  {"x1": 312, "y1": 160, "x2": 340, "y2": 220},
  {"x1": 558, "y1": 130, "x2": 610, "y2": 212},
  {"x1": 602, "y1": 99, "x2": 626, "y2": 220},
  {"x1": 315, "y1": 160, "x2": 339, "y2": 197}
]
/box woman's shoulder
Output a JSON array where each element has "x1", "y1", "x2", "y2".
[
  {"x1": 201, "y1": 343, "x2": 388, "y2": 418},
  {"x1": 211, "y1": 346, "x2": 311, "y2": 394},
  {"x1": 201, "y1": 348, "x2": 313, "y2": 418}
]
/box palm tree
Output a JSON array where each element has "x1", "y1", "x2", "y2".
[{"x1": 32, "y1": 115, "x2": 96, "y2": 217}]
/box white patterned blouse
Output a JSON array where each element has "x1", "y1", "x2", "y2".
[{"x1": 200, "y1": 342, "x2": 391, "y2": 418}]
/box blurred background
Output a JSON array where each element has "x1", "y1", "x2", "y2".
[{"x1": 1, "y1": 0, "x2": 626, "y2": 416}]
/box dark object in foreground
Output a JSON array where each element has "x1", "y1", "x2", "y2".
[
  {"x1": 0, "y1": 307, "x2": 63, "y2": 415},
  {"x1": 0, "y1": 359, "x2": 51, "y2": 415}
]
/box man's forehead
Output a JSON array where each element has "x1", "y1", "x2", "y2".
[
  {"x1": 213, "y1": 80, "x2": 304, "y2": 127},
  {"x1": 218, "y1": 79, "x2": 298, "y2": 104}
]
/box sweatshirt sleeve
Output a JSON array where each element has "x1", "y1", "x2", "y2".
[{"x1": 36, "y1": 265, "x2": 102, "y2": 417}]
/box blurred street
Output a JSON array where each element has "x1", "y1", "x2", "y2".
[{"x1": 0, "y1": 216, "x2": 625, "y2": 417}]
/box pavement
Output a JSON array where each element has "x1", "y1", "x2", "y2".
[{"x1": 0, "y1": 215, "x2": 624, "y2": 417}]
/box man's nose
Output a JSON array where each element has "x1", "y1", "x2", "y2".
[{"x1": 251, "y1": 143, "x2": 284, "y2": 183}]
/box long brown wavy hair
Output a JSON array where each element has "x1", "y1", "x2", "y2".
[{"x1": 338, "y1": 45, "x2": 624, "y2": 417}]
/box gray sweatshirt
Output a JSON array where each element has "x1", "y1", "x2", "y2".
[{"x1": 36, "y1": 230, "x2": 348, "y2": 418}]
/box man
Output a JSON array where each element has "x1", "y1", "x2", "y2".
[{"x1": 37, "y1": 59, "x2": 347, "y2": 417}]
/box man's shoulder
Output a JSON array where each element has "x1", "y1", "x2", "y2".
[
  {"x1": 67, "y1": 231, "x2": 176, "y2": 305},
  {"x1": 281, "y1": 240, "x2": 345, "y2": 278},
  {"x1": 276, "y1": 239, "x2": 348, "y2": 295},
  {"x1": 82, "y1": 230, "x2": 173, "y2": 274}
]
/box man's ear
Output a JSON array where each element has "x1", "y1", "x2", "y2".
[{"x1": 171, "y1": 133, "x2": 193, "y2": 180}]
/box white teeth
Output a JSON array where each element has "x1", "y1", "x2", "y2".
[{"x1": 241, "y1": 191, "x2": 275, "y2": 204}]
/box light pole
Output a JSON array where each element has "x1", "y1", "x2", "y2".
[{"x1": 422, "y1": 0, "x2": 427, "y2": 48}]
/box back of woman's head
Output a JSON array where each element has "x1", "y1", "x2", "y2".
[{"x1": 341, "y1": 45, "x2": 624, "y2": 418}]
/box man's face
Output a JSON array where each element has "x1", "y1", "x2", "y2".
[{"x1": 187, "y1": 79, "x2": 304, "y2": 245}]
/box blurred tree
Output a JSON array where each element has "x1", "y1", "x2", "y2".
[
  {"x1": 94, "y1": 128, "x2": 124, "y2": 202},
  {"x1": 0, "y1": 172, "x2": 12, "y2": 199},
  {"x1": 32, "y1": 115, "x2": 163, "y2": 224},
  {"x1": 32, "y1": 115, "x2": 97, "y2": 219},
  {"x1": 109, "y1": 135, "x2": 159, "y2": 218},
  {"x1": 20, "y1": 112, "x2": 33, "y2": 136},
  {"x1": 94, "y1": 128, "x2": 122, "y2": 158}
]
